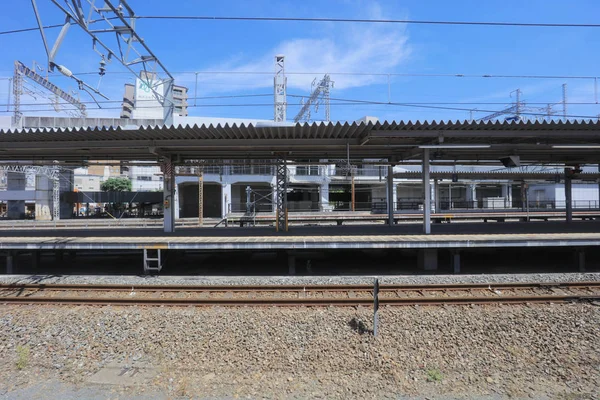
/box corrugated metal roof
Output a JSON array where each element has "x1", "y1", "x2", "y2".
[
  {"x1": 1, "y1": 120, "x2": 599, "y2": 163},
  {"x1": 2, "y1": 119, "x2": 600, "y2": 142}
]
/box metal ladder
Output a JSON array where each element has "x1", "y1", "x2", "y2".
[{"x1": 143, "y1": 249, "x2": 163, "y2": 274}]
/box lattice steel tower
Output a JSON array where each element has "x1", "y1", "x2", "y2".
[{"x1": 274, "y1": 55, "x2": 287, "y2": 122}]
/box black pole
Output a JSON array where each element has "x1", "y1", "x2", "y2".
[{"x1": 373, "y1": 278, "x2": 379, "y2": 337}]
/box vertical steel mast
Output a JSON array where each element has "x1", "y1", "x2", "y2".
[{"x1": 274, "y1": 55, "x2": 287, "y2": 122}]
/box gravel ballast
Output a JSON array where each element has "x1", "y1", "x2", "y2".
[
  {"x1": 0, "y1": 302, "x2": 598, "y2": 399},
  {"x1": 1, "y1": 272, "x2": 600, "y2": 286}
]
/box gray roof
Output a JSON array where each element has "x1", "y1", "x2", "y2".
[{"x1": 1, "y1": 120, "x2": 599, "y2": 164}]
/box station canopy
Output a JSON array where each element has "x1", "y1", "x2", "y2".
[{"x1": 1, "y1": 120, "x2": 599, "y2": 165}]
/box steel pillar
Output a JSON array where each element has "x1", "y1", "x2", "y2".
[
  {"x1": 423, "y1": 149, "x2": 431, "y2": 234},
  {"x1": 198, "y1": 170, "x2": 203, "y2": 225},
  {"x1": 433, "y1": 179, "x2": 440, "y2": 213},
  {"x1": 452, "y1": 250, "x2": 461, "y2": 274},
  {"x1": 466, "y1": 184, "x2": 477, "y2": 209},
  {"x1": 387, "y1": 165, "x2": 394, "y2": 226},
  {"x1": 288, "y1": 253, "x2": 296, "y2": 275},
  {"x1": 163, "y1": 158, "x2": 175, "y2": 233},
  {"x1": 418, "y1": 249, "x2": 437, "y2": 271},
  {"x1": 319, "y1": 181, "x2": 331, "y2": 212},
  {"x1": 276, "y1": 158, "x2": 288, "y2": 231},
  {"x1": 32, "y1": 250, "x2": 40, "y2": 270},
  {"x1": 565, "y1": 169, "x2": 573, "y2": 223},
  {"x1": 577, "y1": 248, "x2": 586, "y2": 272},
  {"x1": 52, "y1": 175, "x2": 60, "y2": 220},
  {"x1": 502, "y1": 183, "x2": 513, "y2": 208},
  {"x1": 6, "y1": 251, "x2": 14, "y2": 274}
]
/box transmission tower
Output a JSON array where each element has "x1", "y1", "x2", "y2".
[
  {"x1": 31, "y1": 0, "x2": 174, "y2": 125},
  {"x1": 274, "y1": 55, "x2": 287, "y2": 122},
  {"x1": 293, "y1": 74, "x2": 334, "y2": 123}
]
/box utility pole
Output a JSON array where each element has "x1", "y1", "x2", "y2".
[{"x1": 274, "y1": 55, "x2": 287, "y2": 122}]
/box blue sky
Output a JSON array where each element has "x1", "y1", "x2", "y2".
[{"x1": 2, "y1": 0, "x2": 600, "y2": 123}]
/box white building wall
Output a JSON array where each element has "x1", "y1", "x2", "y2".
[
  {"x1": 527, "y1": 184, "x2": 556, "y2": 205},
  {"x1": 75, "y1": 175, "x2": 101, "y2": 192},
  {"x1": 554, "y1": 183, "x2": 599, "y2": 208},
  {"x1": 128, "y1": 165, "x2": 163, "y2": 192}
]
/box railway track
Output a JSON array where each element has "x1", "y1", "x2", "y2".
[{"x1": 0, "y1": 282, "x2": 599, "y2": 307}]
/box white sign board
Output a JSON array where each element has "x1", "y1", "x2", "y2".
[{"x1": 132, "y1": 77, "x2": 164, "y2": 119}]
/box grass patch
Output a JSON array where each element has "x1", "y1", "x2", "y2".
[
  {"x1": 16, "y1": 345, "x2": 30, "y2": 370},
  {"x1": 426, "y1": 368, "x2": 443, "y2": 382}
]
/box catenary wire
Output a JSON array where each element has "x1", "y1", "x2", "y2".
[
  {"x1": 2, "y1": 70, "x2": 597, "y2": 81},
  {"x1": 3, "y1": 15, "x2": 600, "y2": 37},
  {"x1": 133, "y1": 15, "x2": 600, "y2": 28},
  {"x1": 3, "y1": 100, "x2": 600, "y2": 119},
  {"x1": 0, "y1": 94, "x2": 274, "y2": 107},
  {"x1": 3, "y1": 99, "x2": 600, "y2": 108}
]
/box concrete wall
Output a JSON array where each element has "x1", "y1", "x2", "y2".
[
  {"x1": 554, "y1": 183, "x2": 599, "y2": 208},
  {"x1": 75, "y1": 175, "x2": 101, "y2": 192}
]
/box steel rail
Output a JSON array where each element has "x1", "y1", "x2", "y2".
[
  {"x1": 0, "y1": 281, "x2": 599, "y2": 292},
  {"x1": 0, "y1": 295, "x2": 598, "y2": 307}
]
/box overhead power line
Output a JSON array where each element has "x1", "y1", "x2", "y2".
[
  {"x1": 2, "y1": 69, "x2": 595, "y2": 81},
  {"x1": 2, "y1": 15, "x2": 600, "y2": 37},
  {"x1": 0, "y1": 93, "x2": 273, "y2": 108},
  {"x1": 133, "y1": 15, "x2": 600, "y2": 28},
  {"x1": 4, "y1": 98, "x2": 600, "y2": 108},
  {"x1": 3, "y1": 98, "x2": 600, "y2": 119}
]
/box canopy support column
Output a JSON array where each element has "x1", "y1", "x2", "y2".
[
  {"x1": 163, "y1": 158, "x2": 175, "y2": 233},
  {"x1": 387, "y1": 164, "x2": 394, "y2": 226},
  {"x1": 423, "y1": 149, "x2": 431, "y2": 234},
  {"x1": 565, "y1": 168, "x2": 573, "y2": 223}
]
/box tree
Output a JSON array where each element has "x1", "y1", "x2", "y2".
[{"x1": 101, "y1": 177, "x2": 132, "y2": 192}]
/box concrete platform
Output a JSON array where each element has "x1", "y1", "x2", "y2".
[{"x1": 0, "y1": 221, "x2": 599, "y2": 251}]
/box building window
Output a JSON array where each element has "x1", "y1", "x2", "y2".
[{"x1": 137, "y1": 176, "x2": 152, "y2": 181}]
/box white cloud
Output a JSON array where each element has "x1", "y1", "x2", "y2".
[{"x1": 177, "y1": 2, "x2": 411, "y2": 95}]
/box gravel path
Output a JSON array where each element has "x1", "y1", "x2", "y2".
[
  {"x1": 1, "y1": 272, "x2": 600, "y2": 286},
  {"x1": 0, "y1": 302, "x2": 598, "y2": 399}
]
